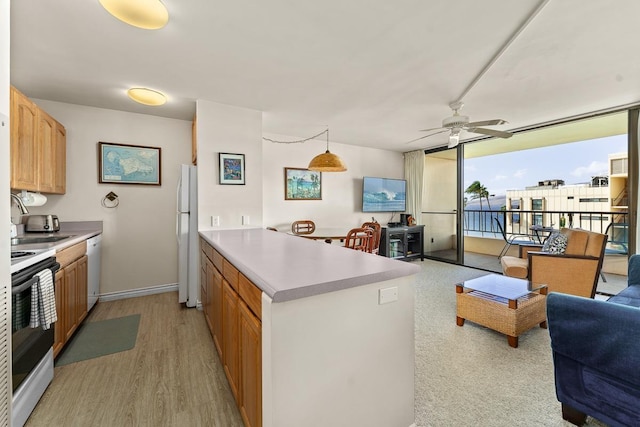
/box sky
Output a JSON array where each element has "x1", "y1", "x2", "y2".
[{"x1": 463, "y1": 134, "x2": 627, "y2": 198}]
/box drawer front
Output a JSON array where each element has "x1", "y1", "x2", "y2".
[
  {"x1": 212, "y1": 249, "x2": 223, "y2": 272},
  {"x1": 56, "y1": 240, "x2": 87, "y2": 268},
  {"x1": 239, "y1": 273, "x2": 262, "y2": 320},
  {"x1": 203, "y1": 239, "x2": 214, "y2": 261},
  {"x1": 223, "y1": 259, "x2": 239, "y2": 291}
]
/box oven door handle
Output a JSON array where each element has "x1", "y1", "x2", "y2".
[{"x1": 12, "y1": 277, "x2": 39, "y2": 295}]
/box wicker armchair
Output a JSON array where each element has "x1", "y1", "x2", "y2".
[{"x1": 500, "y1": 228, "x2": 608, "y2": 298}]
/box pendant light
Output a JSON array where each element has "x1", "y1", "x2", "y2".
[
  {"x1": 308, "y1": 129, "x2": 347, "y2": 172},
  {"x1": 99, "y1": 0, "x2": 169, "y2": 30},
  {"x1": 127, "y1": 87, "x2": 167, "y2": 106}
]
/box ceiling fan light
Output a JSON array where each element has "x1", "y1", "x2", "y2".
[
  {"x1": 448, "y1": 132, "x2": 460, "y2": 149},
  {"x1": 127, "y1": 87, "x2": 167, "y2": 106},
  {"x1": 99, "y1": 0, "x2": 169, "y2": 30},
  {"x1": 308, "y1": 150, "x2": 347, "y2": 172}
]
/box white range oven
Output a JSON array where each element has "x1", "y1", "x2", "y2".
[{"x1": 10, "y1": 248, "x2": 58, "y2": 427}]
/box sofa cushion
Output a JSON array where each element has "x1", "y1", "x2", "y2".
[
  {"x1": 500, "y1": 256, "x2": 528, "y2": 279},
  {"x1": 542, "y1": 231, "x2": 568, "y2": 254},
  {"x1": 608, "y1": 286, "x2": 640, "y2": 308}
]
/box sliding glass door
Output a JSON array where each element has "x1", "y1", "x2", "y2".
[{"x1": 422, "y1": 146, "x2": 461, "y2": 263}]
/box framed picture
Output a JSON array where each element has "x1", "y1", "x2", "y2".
[
  {"x1": 219, "y1": 153, "x2": 246, "y2": 185},
  {"x1": 98, "y1": 141, "x2": 161, "y2": 185},
  {"x1": 285, "y1": 167, "x2": 322, "y2": 200}
]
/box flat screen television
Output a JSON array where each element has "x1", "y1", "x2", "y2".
[{"x1": 362, "y1": 176, "x2": 406, "y2": 212}]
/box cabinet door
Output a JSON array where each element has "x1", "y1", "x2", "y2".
[
  {"x1": 76, "y1": 255, "x2": 88, "y2": 324},
  {"x1": 37, "y1": 110, "x2": 57, "y2": 193},
  {"x1": 211, "y1": 266, "x2": 223, "y2": 357},
  {"x1": 201, "y1": 251, "x2": 211, "y2": 333},
  {"x1": 53, "y1": 269, "x2": 66, "y2": 358},
  {"x1": 239, "y1": 300, "x2": 262, "y2": 427},
  {"x1": 53, "y1": 122, "x2": 66, "y2": 194},
  {"x1": 10, "y1": 86, "x2": 39, "y2": 191},
  {"x1": 222, "y1": 279, "x2": 240, "y2": 403},
  {"x1": 64, "y1": 260, "x2": 78, "y2": 341}
]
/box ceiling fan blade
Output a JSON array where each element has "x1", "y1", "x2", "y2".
[
  {"x1": 466, "y1": 127, "x2": 513, "y2": 138},
  {"x1": 419, "y1": 126, "x2": 445, "y2": 132},
  {"x1": 406, "y1": 129, "x2": 449, "y2": 144},
  {"x1": 466, "y1": 119, "x2": 507, "y2": 127}
]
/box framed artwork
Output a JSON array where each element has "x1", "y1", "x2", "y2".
[
  {"x1": 98, "y1": 141, "x2": 161, "y2": 185},
  {"x1": 219, "y1": 153, "x2": 246, "y2": 185},
  {"x1": 285, "y1": 167, "x2": 322, "y2": 200}
]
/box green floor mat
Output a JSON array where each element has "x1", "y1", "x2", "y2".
[{"x1": 55, "y1": 314, "x2": 141, "y2": 366}]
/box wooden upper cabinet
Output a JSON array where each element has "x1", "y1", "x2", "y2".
[
  {"x1": 10, "y1": 86, "x2": 66, "y2": 194},
  {"x1": 10, "y1": 86, "x2": 39, "y2": 191}
]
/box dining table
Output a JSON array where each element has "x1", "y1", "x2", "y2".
[{"x1": 287, "y1": 227, "x2": 355, "y2": 243}]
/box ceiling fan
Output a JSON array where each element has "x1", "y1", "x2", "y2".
[{"x1": 411, "y1": 101, "x2": 513, "y2": 148}]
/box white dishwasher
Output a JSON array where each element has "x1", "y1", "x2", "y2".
[{"x1": 86, "y1": 234, "x2": 102, "y2": 311}]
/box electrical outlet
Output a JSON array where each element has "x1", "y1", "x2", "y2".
[
  {"x1": 242, "y1": 215, "x2": 250, "y2": 225},
  {"x1": 211, "y1": 216, "x2": 220, "y2": 226},
  {"x1": 431, "y1": 238, "x2": 434, "y2": 243},
  {"x1": 378, "y1": 287, "x2": 398, "y2": 305}
]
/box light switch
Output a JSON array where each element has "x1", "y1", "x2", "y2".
[{"x1": 379, "y1": 286, "x2": 398, "y2": 305}]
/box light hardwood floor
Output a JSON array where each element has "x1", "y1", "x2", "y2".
[{"x1": 25, "y1": 292, "x2": 244, "y2": 427}]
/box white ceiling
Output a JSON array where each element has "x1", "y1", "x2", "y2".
[{"x1": 10, "y1": 0, "x2": 640, "y2": 152}]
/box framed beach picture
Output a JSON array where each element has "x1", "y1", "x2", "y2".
[
  {"x1": 98, "y1": 141, "x2": 161, "y2": 185},
  {"x1": 285, "y1": 167, "x2": 322, "y2": 200},
  {"x1": 219, "y1": 153, "x2": 245, "y2": 185}
]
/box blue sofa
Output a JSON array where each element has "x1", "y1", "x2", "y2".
[{"x1": 547, "y1": 254, "x2": 640, "y2": 426}]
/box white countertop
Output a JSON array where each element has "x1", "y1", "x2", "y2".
[
  {"x1": 199, "y1": 228, "x2": 420, "y2": 302},
  {"x1": 10, "y1": 221, "x2": 103, "y2": 274}
]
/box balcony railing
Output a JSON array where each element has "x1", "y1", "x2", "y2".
[{"x1": 464, "y1": 209, "x2": 628, "y2": 243}]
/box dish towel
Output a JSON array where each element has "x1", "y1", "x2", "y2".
[{"x1": 30, "y1": 269, "x2": 57, "y2": 330}]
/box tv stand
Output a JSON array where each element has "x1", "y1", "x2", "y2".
[{"x1": 379, "y1": 225, "x2": 424, "y2": 261}]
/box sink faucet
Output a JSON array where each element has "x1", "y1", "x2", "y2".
[{"x1": 11, "y1": 193, "x2": 29, "y2": 215}]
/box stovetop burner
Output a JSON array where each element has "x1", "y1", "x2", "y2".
[{"x1": 11, "y1": 251, "x2": 36, "y2": 259}]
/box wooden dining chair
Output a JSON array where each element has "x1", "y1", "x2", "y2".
[
  {"x1": 291, "y1": 220, "x2": 315, "y2": 234},
  {"x1": 344, "y1": 227, "x2": 373, "y2": 252},
  {"x1": 361, "y1": 222, "x2": 381, "y2": 254}
]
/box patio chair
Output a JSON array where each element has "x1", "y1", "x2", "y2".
[
  {"x1": 501, "y1": 228, "x2": 608, "y2": 298},
  {"x1": 600, "y1": 222, "x2": 629, "y2": 282},
  {"x1": 494, "y1": 218, "x2": 536, "y2": 259}
]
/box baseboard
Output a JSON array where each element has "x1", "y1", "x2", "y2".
[{"x1": 99, "y1": 283, "x2": 179, "y2": 302}]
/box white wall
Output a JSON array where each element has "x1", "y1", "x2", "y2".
[
  {"x1": 196, "y1": 100, "x2": 263, "y2": 230},
  {"x1": 1, "y1": 0, "x2": 11, "y2": 420},
  {"x1": 25, "y1": 100, "x2": 192, "y2": 294},
  {"x1": 262, "y1": 133, "x2": 405, "y2": 230}
]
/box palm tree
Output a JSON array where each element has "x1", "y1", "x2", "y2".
[{"x1": 465, "y1": 181, "x2": 494, "y2": 232}]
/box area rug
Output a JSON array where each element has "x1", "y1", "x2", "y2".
[{"x1": 55, "y1": 314, "x2": 141, "y2": 366}]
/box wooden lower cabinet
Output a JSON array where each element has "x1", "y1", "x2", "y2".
[
  {"x1": 201, "y1": 238, "x2": 263, "y2": 427},
  {"x1": 53, "y1": 270, "x2": 65, "y2": 357},
  {"x1": 211, "y1": 266, "x2": 223, "y2": 357},
  {"x1": 53, "y1": 243, "x2": 88, "y2": 358},
  {"x1": 223, "y1": 279, "x2": 241, "y2": 403},
  {"x1": 239, "y1": 300, "x2": 262, "y2": 427}
]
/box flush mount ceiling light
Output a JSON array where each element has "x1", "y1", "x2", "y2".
[
  {"x1": 308, "y1": 129, "x2": 347, "y2": 172},
  {"x1": 127, "y1": 87, "x2": 167, "y2": 106},
  {"x1": 99, "y1": 0, "x2": 169, "y2": 30}
]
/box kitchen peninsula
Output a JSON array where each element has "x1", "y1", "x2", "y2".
[{"x1": 199, "y1": 228, "x2": 420, "y2": 427}]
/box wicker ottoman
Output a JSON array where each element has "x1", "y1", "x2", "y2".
[{"x1": 455, "y1": 274, "x2": 547, "y2": 348}]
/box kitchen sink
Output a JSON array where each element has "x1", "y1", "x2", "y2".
[{"x1": 11, "y1": 235, "x2": 75, "y2": 245}]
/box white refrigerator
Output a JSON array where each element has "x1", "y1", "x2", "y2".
[{"x1": 177, "y1": 164, "x2": 198, "y2": 307}]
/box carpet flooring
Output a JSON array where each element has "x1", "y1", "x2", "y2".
[
  {"x1": 413, "y1": 259, "x2": 609, "y2": 427},
  {"x1": 55, "y1": 314, "x2": 141, "y2": 366}
]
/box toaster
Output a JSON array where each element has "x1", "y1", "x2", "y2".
[{"x1": 25, "y1": 215, "x2": 60, "y2": 232}]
